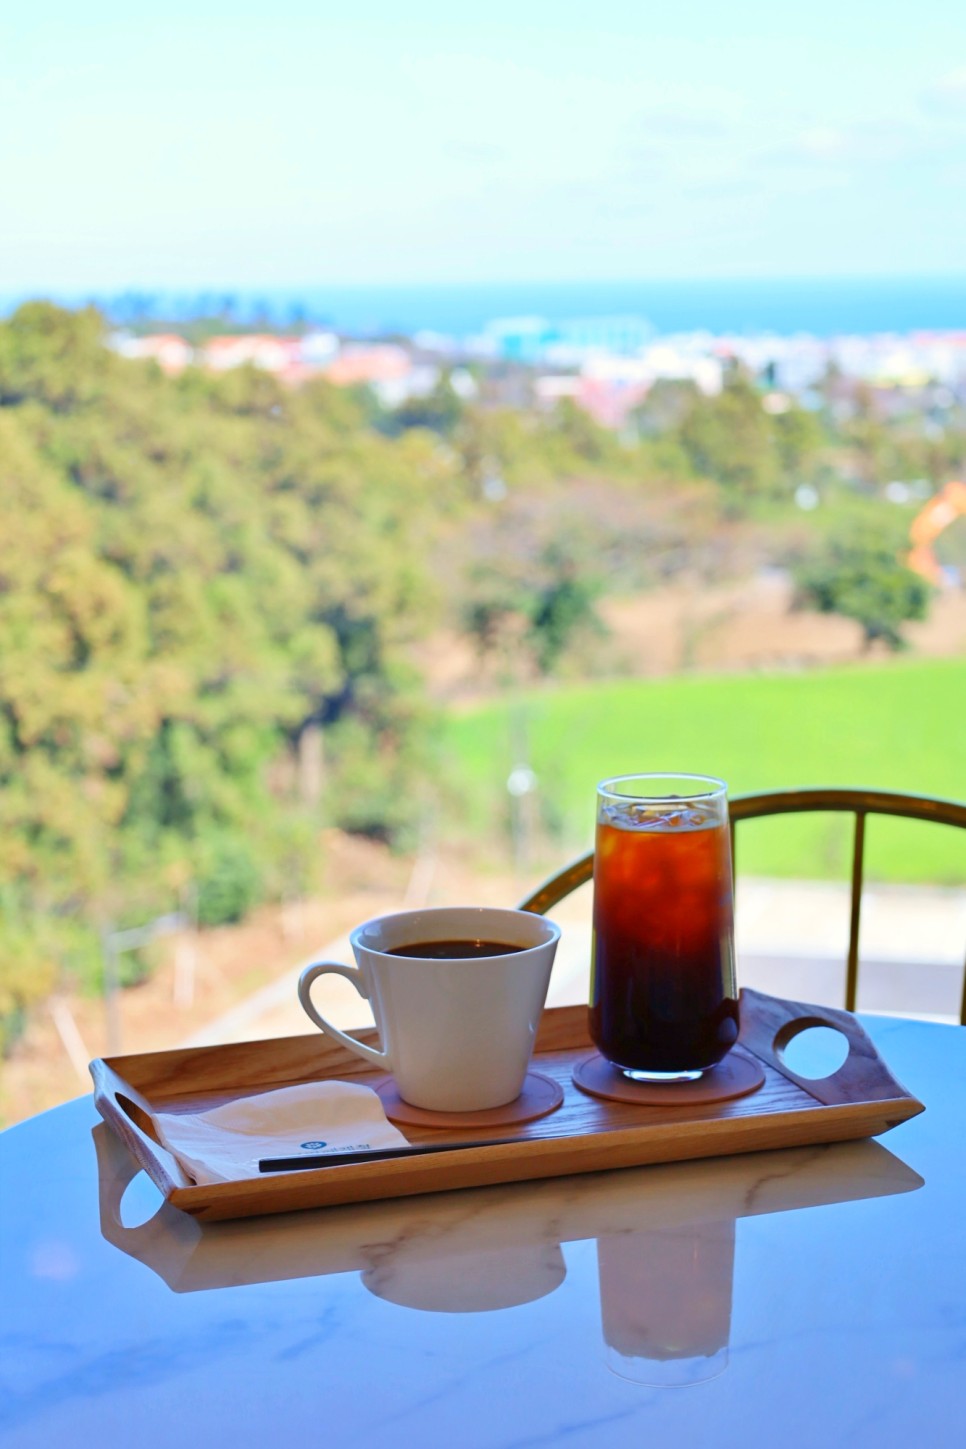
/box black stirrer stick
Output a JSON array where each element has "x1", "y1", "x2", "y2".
[{"x1": 259, "y1": 1136, "x2": 528, "y2": 1172}]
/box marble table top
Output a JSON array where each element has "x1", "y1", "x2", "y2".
[{"x1": 2, "y1": 1013, "x2": 964, "y2": 1449}]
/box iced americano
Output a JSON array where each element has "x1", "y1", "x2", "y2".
[{"x1": 590, "y1": 777, "x2": 738, "y2": 1079}]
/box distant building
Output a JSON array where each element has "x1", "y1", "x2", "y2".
[
  {"x1": 298, "y1": 331, "x2": 340, "y2": 366},
  {"x1": 109, "y1": 316, "x2": 966, "y2": 416},
  {"x1": 552, "y1": 314, "x2": 655, "y2": 359},
  {"x1": 111, "y1": 333, "x2": 194, "y2": 374},
  {"x1": 536, "y1": 343, "x2": 722, "y2": 431},
  {"x1": 636, "y1": 343, "x2": 723, "y2": 396},
  {"x1": 716, "y1": 333, "x2": 827, "y2": 394},
  {"x1": 323, "y1": 344, "x2": 438, "y2": 407},
  {"x1": 534, "y1": 365, "x2": 649, "y2": 430},
  {"x1": 481, "y1": 314, "x2": 654, "y2": 365},
  {"x1": 576, "y1": 375, "x2": 650, "y2": 429},
  {"x1": 534, "y1": 375, "x2": 582, "y2": 406},
  {"x1": 324, "y1": 343, "x2": 411, "y2": 386},
  {"x1": 909, "y1": 332, "x2": 966, "y2": 387},
  {"x1": 374, "y1": 365, "x2": 441, "y2": 410},
  {"x1": 202, "y1": 334, "x2": 300, "y2": 374}
]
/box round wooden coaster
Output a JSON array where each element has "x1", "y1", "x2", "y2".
[
  {"x1": 572, "y1": 1049, "x2": 765, "y2": 1106},
  {"x1": 375, "y1": 1070, "x2": 564, "y2": 1130}
]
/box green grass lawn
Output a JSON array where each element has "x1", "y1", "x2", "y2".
[{"x1": 439, "y1": 657, "x2": 966, "y2": 884}]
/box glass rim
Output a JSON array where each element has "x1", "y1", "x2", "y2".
[{"x1": 597, "y1": 772, "x2": 727, "y2": 803}]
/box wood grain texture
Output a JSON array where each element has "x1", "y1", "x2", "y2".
[{"x1": 90, "y1": 990, "x2": 924, "y2": 1222}]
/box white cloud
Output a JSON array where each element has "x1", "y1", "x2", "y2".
[
  {"x1": 921, "y1": 66, "x2": 966, "y2": 115},
  {"x1": 795, "y1": 127, "x2": 848, "y2": 159},
  {"x1": 765, "y1": 119, "x2": 925, "y2": 170}
]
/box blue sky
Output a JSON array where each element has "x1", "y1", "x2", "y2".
[{"x1": 2, "y1": 1, "x2": 965, "y2": 289}]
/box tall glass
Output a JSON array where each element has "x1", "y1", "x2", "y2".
[{"x1": 590, "y1": 774, "x2": 737, "y2": 1081}]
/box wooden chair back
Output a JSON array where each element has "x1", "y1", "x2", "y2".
[{"x1": 518, "y1": 788, "x2": 966, "y2": 1025}]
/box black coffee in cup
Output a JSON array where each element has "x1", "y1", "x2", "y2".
[{"x1": 388, "y1": 939, "x2": 525, "y2": 960}]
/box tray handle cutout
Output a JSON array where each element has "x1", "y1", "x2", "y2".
[
  {"x1": 738, "y1": 987, "x2": 918, "y2": 1107},
  {"x1": 775, "y1": 1021, "x2": 851, "y2": 1080},
  {"x1": 90, "y1": 1057, "x2": 193, "y2": 1193}
]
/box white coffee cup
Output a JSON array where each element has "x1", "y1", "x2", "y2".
[{"x1": 297, "y1": 906, "x2": 561, "y2": 1112}]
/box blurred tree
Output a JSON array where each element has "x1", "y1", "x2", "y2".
[
  {"x1": 0, "y1": 303, "x2": 442, "y2": 1036},
  {"x1": 794, "y1": 530, "x2": 931, "y2": 650},
  {"x1": 460, "y1": 536, "x2": 605, "y2": 679},
  {"x1": 0, "y1": 302, "x2": 110, "y2": 411},
  {"x1": 545, "y1": 398, "x2": 624, "y2": 468},
  {"x1": 678, "y1": 376, "x2": 782, "y2": 502},
  {"x1": 773, "y1": 405, "x2": 826, "y2": 479},
  {"x1": 390, "y1": 372, "x2": 465, "y2": 436},
  {"x1": 631, "y1": 379, "x2": 701, "y2": 437},
  {"x1": 526, "y1": 541, "x2": 606, "y2": 675}
]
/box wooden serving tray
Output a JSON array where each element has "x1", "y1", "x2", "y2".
[{"x1": 90, "y1": 988, "x2": 924, "y2": 1223}]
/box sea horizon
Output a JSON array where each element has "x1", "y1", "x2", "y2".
[{"x1": 5, "y1": 275, "x2": 966, "y2": 340}]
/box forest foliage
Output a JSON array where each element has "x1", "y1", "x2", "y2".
[{"x1": 0, "y1": 305, "x2": 453, "y2": 1038}]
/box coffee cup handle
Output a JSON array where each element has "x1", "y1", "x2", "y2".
[{"x1": 297, "y1": 961, "x2": 391, "y2": 1070}]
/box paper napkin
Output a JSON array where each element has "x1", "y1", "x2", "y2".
[{"x1": 153, "y1": 1079, "x2": 409, "y2": 1184}]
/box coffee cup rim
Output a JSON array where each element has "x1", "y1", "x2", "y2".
[{"x1": 351, "y1": 905, "x2": 561, "y2": 959}]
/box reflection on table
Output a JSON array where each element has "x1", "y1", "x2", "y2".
[
  {"x1": 597, "y1": 1222, "x2": 734, "y2": 1385},
  {"x1": 93, "y1": 1110, "x2": 921, "y2": 1390}
]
